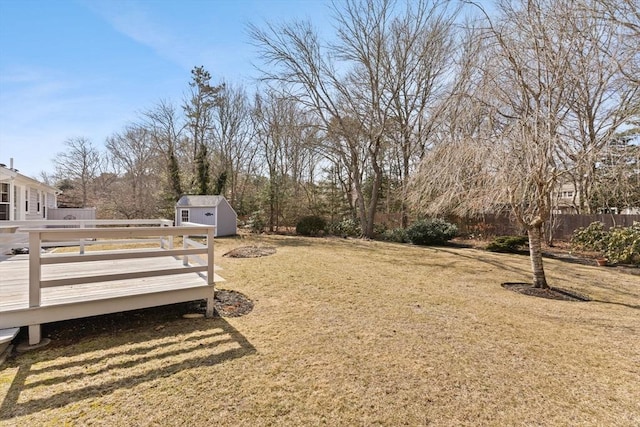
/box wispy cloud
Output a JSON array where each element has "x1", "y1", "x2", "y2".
[
  {"x1": 84, "y1": 0, "x2": 195, "y2": 70},
  {"x1": 0, "y1": 66, "x2": 121, "y2": 176}
]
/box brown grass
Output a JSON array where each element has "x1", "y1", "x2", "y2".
[{"x1": 1, "y1": 235, "x2": 639, "y2": 426}]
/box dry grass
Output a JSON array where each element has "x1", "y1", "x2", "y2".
[{"x1": 1, "y1": 235, "x2": 639, "y2": 426}]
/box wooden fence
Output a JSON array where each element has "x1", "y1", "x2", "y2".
[{"x1": 454, "y1": 214, "x2": 640, "y2": 241}]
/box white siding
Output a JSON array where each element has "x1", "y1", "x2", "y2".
[{"x1": 189, "y1": 207, "x2": 217, "y2": 226}]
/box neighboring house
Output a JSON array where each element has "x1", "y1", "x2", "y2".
[
  {"x1": 0, "y1": 160, "x2": 58, "y2": 221},
  {"x1": 552, "y1": 181, "x2": 640, "y2": 215},
  {"x1": 552, "y1": 182, "x2": 579, "y2": 214},
  {"x1": 175, "y1": 195, "x2": 237, "y2": 237}
]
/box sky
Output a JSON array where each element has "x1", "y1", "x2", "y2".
[{"x1": 0, "y1": 0, "x2": 334, "y2": 178}]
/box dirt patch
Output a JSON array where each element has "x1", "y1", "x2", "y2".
[
  {"x1": 502, "y1": 282, "x2": 591, "y2": 302},
  {"x1": 223, "y1": 245, "x2": 276, "y2": 258},
  {"x1": 196, "y1": 289, "x2": 254, "y2": 317}
]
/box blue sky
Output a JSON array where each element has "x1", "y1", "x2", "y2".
[{"x1": 0, "y1": 0, "x2": 333, "y2": 178}]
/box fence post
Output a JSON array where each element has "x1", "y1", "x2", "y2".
[{"x1": 28, "y1": 230, "x2": 42, "y2": 345}]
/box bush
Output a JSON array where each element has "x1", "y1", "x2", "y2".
[
  {"x1": 380, "y1": 227, "x2": 409, "y2": 243},
  {"x1": 571, "y1": 221, "x2": 640, "y2": 265},
  {"x1": 605, "y1": 223, "x2": 640, "y2": 265},
  {"x1": 328, "y1": 218, "x2": 362, "y2": 237},
  {"x1": 486, "y1": 235, "x2": 529, "y2": 253},
  {"x1": 406, "y1": 218, "x2": 458, "y2": 246},
  {"x1": 571, "y1": 222, "x2": 608, "y2": 252},
  {"x1": 296, "y1": 215, "x2": 327, "y2": 236}
]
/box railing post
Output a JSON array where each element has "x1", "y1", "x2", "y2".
[
  {"x1": 79, "y1": 222, "x2": 86, "y2": 255},
  {"x1": 183, "y1": 234, "x2": 189, "y2": 266},
  {"x1": 206, "y1": 226, "x2": 215, "y2": 317},
  {"x1": 207, "y1": 227, "x2": 214, "y2": 286},
  {"x1": 28, "y1": 230, "x2": 42, "y2": 345}
]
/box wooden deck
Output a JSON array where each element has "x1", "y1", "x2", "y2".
[
  {"x1": 0, "y1": 252, "x2": 223, "y2": 311},
  {"x1": 0, "y1": 222, "x2": 222, "y2": 345}
]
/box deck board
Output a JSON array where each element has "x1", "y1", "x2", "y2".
[{"x1": 0, "y1": 252, "x2": 224, "y2": 325}]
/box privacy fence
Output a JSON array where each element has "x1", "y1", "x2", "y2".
[{"x1": 454, "y1": 214, "x2": 640, "y2": 241}]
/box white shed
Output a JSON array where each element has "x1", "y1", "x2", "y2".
[{"x1": 175, "y1": 195, "x2": 237, "y2": 237}]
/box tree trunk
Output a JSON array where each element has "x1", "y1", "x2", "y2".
[{"x1": 527, "y1": 224, "x2": 549, "y2": 289}]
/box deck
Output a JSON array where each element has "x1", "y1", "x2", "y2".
[{"x1": 0, "y1": 222, "x2": 222, "y2": 345}]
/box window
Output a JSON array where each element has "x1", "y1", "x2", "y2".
[
  {"x1": 0, "y1": 183, "x2": 8, "y2": 203},
  {"x1": 37, "y1": 191, "x2": 41, "y2": 212},
  {"x1": 0, "y1": 183, "x2": 8, "y2": 220},
  {"x1": 25, "y1": 189, "x2": 29, "y2": 212},
  {"x1": 181, "y1": 209, "x2": 189, "y2": 223}
]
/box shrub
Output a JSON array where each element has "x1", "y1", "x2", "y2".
[
  {"x1": 571, "y1": 221, "x2": 640, "y2": 265},
  {"x1": 406, "y1": 218, "x2": 458, "y2": 246},
  {"x1": 605, "y1": 223, "x2": 640, "y2": 265},
  {"x1": 380, "y1": 227, "x2": 409, "y2": 243},
  {"x1": 328, "y1": 218, "x2": 362, "y2": 237},
  {"x1": 486, "y1": 235, "x2": 529, "y2": 253},
  {"x1": 571, "y1": 222, "x2": 608, "y2": 252},
  {"x1": 296, "y1": 215, "x2": 327, "y2": 236}
]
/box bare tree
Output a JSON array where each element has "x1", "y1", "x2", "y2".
[
  {"x1": 210, "y1": 83, "x2": 259, "y2": 210},
  {"x1": 556, "y1": 0, "x2": 639, "y2": 214},
  {"x1": 105, "y1": 125, "x2": 159, "y2": 218},
  {"x1": 593, "y1": 0, "x2": 640, "y2": 85},
  {"x1": 591, "y1": 129, "x2": 640, "y2": 212},
  {"x1": 253, "y1": 91, "x2": 319, "y2": 230},
  {"x1": 250, "y1": 0, "x2": 457, "y2": 237},
  {"x1": 54, "y1": 137, "x2": 103, "y2": 208},
  {"x1": 141, "y1": 100, "x2": 186, "y2": 209},
  {"x1": 383, "y1": 1, "x2": 458, "y2": 227},
  {"x1": 413, "y1": 0, "x2": 582, "y2": 288}
]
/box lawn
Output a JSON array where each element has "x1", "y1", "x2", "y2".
[{"x1": 1, "y1": 235, "x2": 638, "y2": 426}]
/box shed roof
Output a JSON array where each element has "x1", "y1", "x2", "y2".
[{"x1": 176, "y1": 195, "x2": 226, "y2": 207}]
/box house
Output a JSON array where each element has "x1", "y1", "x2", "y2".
[
  {"x1": 552, "y1": 182, "x2": 579, "y2": 214},
  {"x1": 552, "y1": 181, "x2": 640, "y2": 215},
  {"x1": 0, "y1": 159, "x2": 58, "y2": 221},
  {"x1": 175, "y1": 195, "x2": 237, "y2": 237}
]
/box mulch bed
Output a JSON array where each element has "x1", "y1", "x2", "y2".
[
  {"x1": 195, "y1": 289, "x2": 254, "y2": 317},
  {"x1": 223, "y1": 246, "x2": 276, "y2": 258},
  {"x1": 501, "y1": 282, "x2": 591, "y2": 302}
]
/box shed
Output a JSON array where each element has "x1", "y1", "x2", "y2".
[{"x1": 175, "y1": 195, "x2": 237, "y2": 237}]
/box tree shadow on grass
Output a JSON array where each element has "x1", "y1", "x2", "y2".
[
  {"x1": 438, "y1": 248, "x2": 640, "y2": 309},
  {"x1": 0, "y1": 317, "x2": 256, "y2": 420},
  {"x1": 435, "y1": 247, "x2": 533, "y2": 277}
]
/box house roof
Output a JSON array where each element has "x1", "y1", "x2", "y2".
[
  {"x1": 0, "y1": 163, "x2": 58, "y2": 193},
  {"x1": 176, "y1": 195, "x2": 226, "y2": 207}
]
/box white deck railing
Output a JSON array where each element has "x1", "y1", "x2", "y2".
[
  {"x1": 1, "y1": 219, "x2": 174, "y2": 255},
  {"x1": 20, "y1": 222, "x2": 215, "y2": 345}
]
